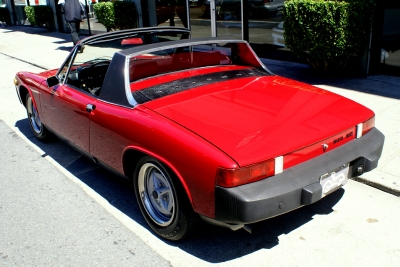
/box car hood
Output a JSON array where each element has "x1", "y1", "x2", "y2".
[{"x1": 143, "y1": 76, "x2": 374, "y2": 167}]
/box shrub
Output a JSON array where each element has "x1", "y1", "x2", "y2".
[
  {"x1": 283, "y1": 0, "x2": 375, "y2": 74},
  {"x1": 25, "y1": 5, "x2": 54, "y2": 30},
  {"x1": 93, "y1": 1, "x2": 138, "y2": 31},
  {"x1": 93, "y1": 2, "x2": 114, "y2": 31},
  {"x1": 0, "y1": 7, "x2": 11, "y2": 25}
]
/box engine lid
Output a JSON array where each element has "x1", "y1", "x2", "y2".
[{"x1": 143, "y1": 75, "x2": 374, "y2": 167}]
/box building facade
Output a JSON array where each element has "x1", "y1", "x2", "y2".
[{"x1": 1, "y1": 0, "x2": 399, "y2": 76}]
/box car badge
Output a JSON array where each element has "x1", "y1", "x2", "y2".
[{"x1": 322, "y1": 143, "x2": 329, "y2": 152}]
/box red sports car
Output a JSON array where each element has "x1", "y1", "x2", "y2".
[{"x1": 14, "y1": 27, "x2": 384, "y2": 241}]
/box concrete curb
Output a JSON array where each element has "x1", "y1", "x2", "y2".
[{"x1": 352, "y1": 177, "x2": 400, "y2": 197}]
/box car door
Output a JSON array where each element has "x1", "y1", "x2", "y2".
[{"x1": 40, "y1": 51, "x2": 94, "y2": 153}]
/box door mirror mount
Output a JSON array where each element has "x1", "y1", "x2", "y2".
[{"x1": 46, "y1": 76, "x2": 59, "y2": 87}]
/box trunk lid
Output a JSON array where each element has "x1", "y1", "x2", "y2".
[{"x1": 143, "y1": 76, "x2": 374, "y2": 167}]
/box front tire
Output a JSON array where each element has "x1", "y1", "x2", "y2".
[
  {"x1": 26, "y1": 94, "x2": 50, "y2": 141},
  {"x1": 133, "y1": 156, "x2": 198, "y2": 241}
]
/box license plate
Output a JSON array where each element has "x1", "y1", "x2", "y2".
[{"x1": 320, "y1": 164, "x2": 349, "y2": 197}]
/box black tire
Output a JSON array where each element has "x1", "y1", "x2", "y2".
[
  {"x1": 133, "y1": 156, "x2": 198, "y2": 241},
  {"x1": 25, "y1": 93, "x2": 51, "y2": 141}
]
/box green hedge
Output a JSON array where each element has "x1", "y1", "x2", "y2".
[
  {"x1": 93, "y1": 1, "x2": 138, "y2": 32},
  {"x1": 25, "y1": 5, "x2": 54, "y2": 30},
  {"x1": 0, "y1": 7, "x2": 11, "y2": 25},
  {"x1": 93, "y1": 2, "x2": 114, "y2": 31},
  {"x1": 283, "y1": 0, "x2": 375, "y2": 74}
]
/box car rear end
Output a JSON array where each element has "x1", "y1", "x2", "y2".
[{"x1": 124, "y1": 39, "x2": 384, "y2": 228}]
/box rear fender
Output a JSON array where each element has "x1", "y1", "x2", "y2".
[{"x1": 122, "y1": 146, "x2": 194, "y2": 206}]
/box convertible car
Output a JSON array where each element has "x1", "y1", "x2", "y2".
[{"x1": 14, "y1": 27, "x2": 384, "y2": 240}]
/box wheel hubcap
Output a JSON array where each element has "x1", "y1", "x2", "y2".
[
  {"x1": 27, "y1": 97, "x2": 42, "y2": 134},
  {"x1": 138, "y1": 163, "x2": 175, "y2": 226}
]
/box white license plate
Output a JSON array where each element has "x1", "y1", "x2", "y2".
[{"x1": 320, "y1": 164, "x2": 349, "y2": 197}]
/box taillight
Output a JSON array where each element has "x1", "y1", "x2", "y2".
[
  {"x1": 216, "y1": 159, "x2": 275, "y2": 187},
  {"x1": 356, "y1": 116, "x2": 375, "y2": 138}
]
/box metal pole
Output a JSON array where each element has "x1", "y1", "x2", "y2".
[
  {"x1": 241, "y1": 0, "x2": 249, "y2": 41},
  {"x1": 186, "y1": 0, "x2": 191, "y2": 31},
  {"x1": 84, "y1": 0, "x2": 91, "y2": 35},
  {"x1": 366, "y1": 26, "x2": 373, "y2": 76},
  {"x1": 210, "y1": 0, "x2": 217, "y2": 37}
]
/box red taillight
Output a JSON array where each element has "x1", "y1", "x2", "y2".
[
  {"x1": 356, "y1": 116, "x2": 375, "y2": 138},
  {"x1": 362, "y1": 116, "x2": 375, "y2": 135},
  {"x1": 264, "y1": 0, "x2": 273, "y2": 3},
  {"x1": 216, "y1": 159, "x2": 275, "y2": 187}
]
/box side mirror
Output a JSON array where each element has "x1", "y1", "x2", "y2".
[{"x1": 46, "y1": 76, "x2": 59, "y2": 87}]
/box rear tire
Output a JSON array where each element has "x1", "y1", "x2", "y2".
[
  {"x1": 133, "y1": 156, "x2": 198, "y2": 241},
  {"x1": 26, "y1": 94, "x2": 50, "y2": 141}
]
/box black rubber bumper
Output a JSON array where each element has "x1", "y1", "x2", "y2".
[{"x1": 215, "y1": 128, "x2": 385, "y2": 224}]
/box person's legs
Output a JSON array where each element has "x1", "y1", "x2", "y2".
[
  {"x1": 75, "y1": 20, "x2": 81, "y2": 36},
  {"x1": 66, "y1": 21, "x2": 80, "y2": 45}
]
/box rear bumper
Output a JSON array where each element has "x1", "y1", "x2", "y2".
[{"x1": 215, "y1": 128, "x2": 385, "y2": 224}]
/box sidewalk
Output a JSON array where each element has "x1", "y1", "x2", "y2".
[{"x1": 1, "y1": 25, "x2": 399, "y2": 196}]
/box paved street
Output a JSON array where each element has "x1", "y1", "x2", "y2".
[{"x1": 0, "y1": 26, "x2": 400, "y2": 266}]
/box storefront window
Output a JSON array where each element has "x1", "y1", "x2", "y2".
[
  {"x1": 188, "y1": 0, "x2": 211, "y2": 38},
  {"x1": 380, "y1": 8, "x2": 400, "y2": 74},
  {"x1": 155, "y1": 0, "x2": 188, "y2": 28},
  {"x1": 248, "y1": 0, "x2": 288, "y2": 59},
  {"x1": 80, "y1": 0, "x2": 107, "y2": 35},
  {"x1": 80, "y1": 0, "x2": 141, "y2": 35}
]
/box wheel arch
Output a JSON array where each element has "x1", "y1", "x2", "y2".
[
  {"x1": 122, "y1": 146, "x2": 194, "y2": 206},
  {"x1": 18, "y1": 85, "x2": 30, "y2": 107}
]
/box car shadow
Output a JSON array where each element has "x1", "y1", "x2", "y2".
[
  {"x1": 15, "y1": 118, "x2": 344, "y2": 263},
  {"x1": 168, "y1": 189, "x2": 343, "y2": 263},
  {"x1": 55, "y1": 46, "x2": 74, "y2": 52}
]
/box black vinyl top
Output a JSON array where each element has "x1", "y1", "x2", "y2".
[{"x1": 99, "y1": 52, "x2": 133, "y2": 107}]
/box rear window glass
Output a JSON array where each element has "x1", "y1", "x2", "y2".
[{"x1": 128, "y1": 42, "x2": 265, "y2": 83}]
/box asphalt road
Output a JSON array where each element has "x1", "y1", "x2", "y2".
[{"x1": 1, "y1": 40, "x2": 400, "y2": 266}]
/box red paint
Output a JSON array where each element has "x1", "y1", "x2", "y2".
[
  {"x1": 146, "y1": 76, "x2": 374, "y2": 167},
  {"x1": 15, "y1": 68, "x2": 375, "y2": 219}
]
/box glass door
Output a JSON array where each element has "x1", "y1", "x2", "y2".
[{"x1": 215, "y1": 0, "x2": 242, "y2": 39}]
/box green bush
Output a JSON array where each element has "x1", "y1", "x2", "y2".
[
  {"x1": 25, "y1": 5, "x2": 54, "y2": 30},
  {"x1": 93, "y1": 1, "x2": 138, "y2": 31},
  {"x1": 283, "y1": 0, "x2": 375, "y2": 74},
  {"x1": 0, "y1": 7, "x2": 11, "y2": 25},
  {"x1": 93, "y1": 2, "x2": 114, "y2": 31}
]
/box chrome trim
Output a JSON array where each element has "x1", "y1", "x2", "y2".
[
  {"x1": 123, "y1": 52, "x2": 138, "y2": 107},
  {"x1": 56, "y1": 46, "x2": 78, "y2": 85}
]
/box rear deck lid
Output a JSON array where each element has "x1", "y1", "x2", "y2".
[{"x1": 143, "y1": 75, "x2": 374, "y2": 167}]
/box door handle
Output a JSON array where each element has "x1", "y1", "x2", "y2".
[{"x1": 86, "y1": 104, "x2": 96, "y2": 113}]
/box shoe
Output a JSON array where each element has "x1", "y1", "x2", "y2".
[{"x1": 78, "y1": 45, "x2": 85, "y2": 53}]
